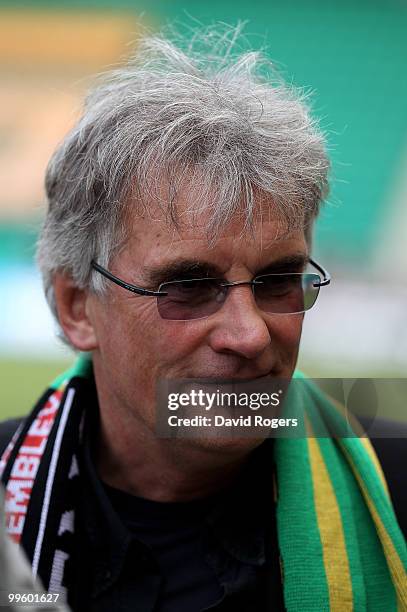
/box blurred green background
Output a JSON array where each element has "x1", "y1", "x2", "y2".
[{"x1": 1, "y1": 0, "x2": 406, "y2": 420}]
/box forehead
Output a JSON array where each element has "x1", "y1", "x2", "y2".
[{"x1": 118, "y1": 191, "x2": 308, "y2": 278}]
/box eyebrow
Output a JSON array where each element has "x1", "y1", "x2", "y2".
[
  {"x1": 142, "y1": 253, "x2": 309, "y2": 287},
  {"x1": 255, "y1": 254, "x2": 309, "y2": 275},
  {"x1": 143, "y1": 260, "x2": 221, "y2": 286}
]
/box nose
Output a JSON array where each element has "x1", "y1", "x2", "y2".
[{"x1": 207, "y1": 284, "x2": 271, "y2": 359}]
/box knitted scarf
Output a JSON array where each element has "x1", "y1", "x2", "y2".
[{"x1": 1, "y1": 356, "x2": 406, "y2": 611}]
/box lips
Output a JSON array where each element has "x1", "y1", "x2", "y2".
[{"x1": 183, "y1": 370, "x2": 277, "y2": 381}]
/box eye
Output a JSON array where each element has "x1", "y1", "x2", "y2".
[
  {"x1": 175, "y1": 279, "x2": 206, "y2": 292},
  {"x1": 161, "y1": 278, "x2": 221, "y2": 304}
]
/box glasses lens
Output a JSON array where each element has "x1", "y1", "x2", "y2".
[
  {"x1": 254, "y1": 273, "x2": 321, "y2": 314},
  {"x1": 157, "y1": 278, "x2": 225, "y2": 320}
]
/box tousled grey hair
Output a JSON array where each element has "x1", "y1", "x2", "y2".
[{"x1": 37, "y1": 26, "x2": 330, "y2": 328}]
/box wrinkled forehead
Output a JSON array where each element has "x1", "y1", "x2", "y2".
[
  {"x1": 124, "y1": 172, "x2": 312, "y2": 252},
  {"x1": 116, "y1": 185, "x2": 310, "y2": 279},
  {"x1": 129, "y1": 208, "x2": 307, "y2": 252}
]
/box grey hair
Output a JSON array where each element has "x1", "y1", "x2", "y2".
[{"x1": 37, "y1": 25, "x2": 330, "y2": 327}]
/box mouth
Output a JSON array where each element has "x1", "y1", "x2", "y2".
[{"x1": 183, "y1": 370, "x2": 278, "y2": 382}]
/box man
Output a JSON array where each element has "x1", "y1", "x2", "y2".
[{"x1": 0, "y1": 29, "x2": 406, "y2": 611}]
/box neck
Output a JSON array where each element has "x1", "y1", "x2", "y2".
[{"x1": 95, "y1": 400, "x2": 254, "y2": 503}]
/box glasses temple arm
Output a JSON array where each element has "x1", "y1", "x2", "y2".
[
  {"x1": 309, "y1": 258, "x2": 331, "y2": 286},
  {"x1": 91, "y1": 261, "x2": 166, "y2": 296}
]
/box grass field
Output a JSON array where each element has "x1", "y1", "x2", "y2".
[{"x1": 0, "y1": 358, "x2": 72, "y2": 420}]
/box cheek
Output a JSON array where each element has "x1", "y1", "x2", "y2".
[
  {"x1": 154, "y1": 320, "x2": 208, "y2": 364},
  {"x1": 102, "y1": 299, "x2": 207, "y2": 377},
  {"x1": 269, "y1": 314, "x2": 304, "y2": 356},
  {"x1": 90, "y1": 297, "x2": 157, "y2": 373}
]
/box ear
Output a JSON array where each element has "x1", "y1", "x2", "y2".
[{"x1": 53, "y1": 273, "x2": 98, "y2": 351}]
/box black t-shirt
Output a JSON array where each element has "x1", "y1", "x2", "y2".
[{"x1": 102, "y1": 484, "x2": 224, "y2": 611}]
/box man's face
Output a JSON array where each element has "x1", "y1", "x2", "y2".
[{"x1": 87, "y1": 191, "x2": 308, "y2": 446}]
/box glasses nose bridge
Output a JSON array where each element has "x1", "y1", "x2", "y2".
[
  {"x1": 220, "y1": 279, "x2": 257, "y2": 303},
  {"x1": 221, "y1": 279, "x2": 256, "y2": 289}
]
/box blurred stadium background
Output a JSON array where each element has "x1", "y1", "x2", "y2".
[{"x1": 1, "y1": 0, "x2": 406, "y2": 420}]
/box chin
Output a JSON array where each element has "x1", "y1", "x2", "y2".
[{"x1": 178, "y1": 435, "x2": 266, "y2": 457}]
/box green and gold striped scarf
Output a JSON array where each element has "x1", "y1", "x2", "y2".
[{"x1": 275, "y1": 375, "x2": 407, "y2": 611}]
